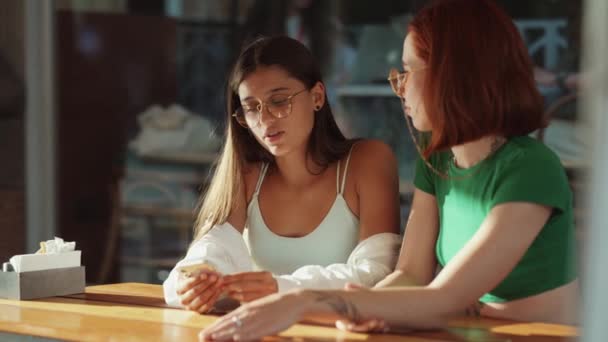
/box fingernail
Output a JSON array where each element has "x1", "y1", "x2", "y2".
[
  {"x1": 210, "y1": 275, "x2": 217, "y2": 281},
  {"x1": 200, "y1": 273, "x2": 207, "y2": 280},
  {"x1": 234, "y1": 294, "x2": 243, "y2": 301}
]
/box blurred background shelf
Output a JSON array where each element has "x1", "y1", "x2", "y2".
[
  {"x1": 336, "y1": 84, "x2": 393, "y2": 97},
  {"x1": 122, "y1": 204, "x2": 195, "y2": 220},
  {"x1": 137, "y1": 151, "x2": 218, "y2": 165},
  {"x1": 120, "y1": 256, "x2": 181, "y2": 268}
]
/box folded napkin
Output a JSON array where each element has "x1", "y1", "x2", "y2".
[{"x1": 8, "y1": 237, "x2": 81, "y2": 273}]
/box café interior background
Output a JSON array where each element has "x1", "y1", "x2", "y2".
[{"x1": 0, "y1": 0, "x2": 589, "y2": 286}]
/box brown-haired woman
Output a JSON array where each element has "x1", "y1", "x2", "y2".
[
  {"x1": 200, "y1": 0, "x2": 579, "y2": 340},
  {"x1": 163, "y1": 36, "x2": 401, "y2": 314}
]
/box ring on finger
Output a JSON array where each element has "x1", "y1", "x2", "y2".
[{"x1": 232, "y1": 315, "x2": 243, "y2": 328}]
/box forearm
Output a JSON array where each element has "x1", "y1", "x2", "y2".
[
  {"x1": 375, "y1": 269, "x2": 425, "y2": 288},
  {"x1": 275, "y1": 261, "x2": 392, "y2": 292},
  {"x1": 298, "y1": 286, "x2": 457, "y2": 330},
  {"x1": 276, "y1": 233, "x2": 401, "y2": 292}
]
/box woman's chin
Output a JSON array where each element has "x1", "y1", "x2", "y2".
[
  {"x1": 417, "y1": 127, "x2": 433, "y2": 133},
  {"x1": 409, "y1": 115, "x2": 431, "y2": 132},
  {"x1": 266, "y1": 145, "x2": 288, "y2": 157}
]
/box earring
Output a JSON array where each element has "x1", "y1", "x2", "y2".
[{"x1": 315, "y1": 105, "x2": 322, "y2": 111}]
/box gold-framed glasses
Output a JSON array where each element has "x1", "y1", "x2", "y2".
[
  {"x1": 388, "y1": 67, "x2": 426, "y2": 97},
  {"x1": 232, "y1": 88, "x2": 308, "y2": 128}
]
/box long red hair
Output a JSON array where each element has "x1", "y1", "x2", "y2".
[{"x1": 409, "y1": 0, "x2": 545, "y2": 157}]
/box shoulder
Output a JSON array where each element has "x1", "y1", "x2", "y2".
[
  {"x1": 491, "y1": 136, "x2": 569, "y2": 188},
  {"x1": 497, "y1": 136, "x2": 564, "y2": 172},
  {"x1": 350, "y1": 139, "x2": 396, "y2": 163},
  {"x1": 489, "y1": 136, "x2": 571, "y2": 209},
  {"x1": 348, "y1": 139, "x2": 398, "y2": 183}
]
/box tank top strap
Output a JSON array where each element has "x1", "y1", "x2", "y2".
[
  {"x1": 339, "y1": 145, "x2": 356, "y2": 195},
  {"x1": 253, "y1": 163, "x2": 269, "y2": 196},
  {"x1": 336, "y1": 158, "x2": 341, "y2": 195}
]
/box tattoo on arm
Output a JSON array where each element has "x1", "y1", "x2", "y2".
[
  {"x1": 309, "y1": 291, "x2": 362, "y2": 323},
  {"x1": 464, "y1": 301, "x2": 485, "y2": 317}
]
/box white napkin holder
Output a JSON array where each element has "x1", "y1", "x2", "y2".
[{"x1": 0, "y1": 251, "x2": 85, "y2": 300}]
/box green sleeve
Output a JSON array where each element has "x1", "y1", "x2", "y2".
[
  {"x1": 414, "y1": 155, "x2": 435, "y2": 195},
  {"x1": 490, "y1": 150, "x2": 571, "y2": 212}
]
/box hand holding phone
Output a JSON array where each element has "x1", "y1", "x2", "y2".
[
  {"x1": 177, "y1": 262, "x2": 217, "y2": 278},
  {"x1": 175, "y1": 262, "x2": 224, "y2": 314}
]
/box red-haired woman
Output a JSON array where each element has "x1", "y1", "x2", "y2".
[{"x1": 200, "y1": 0, "x2": 579, "y2": 339}]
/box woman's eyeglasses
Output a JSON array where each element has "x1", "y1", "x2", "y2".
[
  {"x1": 232, "y1": 89, "x2": 308, "y2": 128},
  {"x1": 387, "y1": 67, "x2": 427, "y2": 97}
]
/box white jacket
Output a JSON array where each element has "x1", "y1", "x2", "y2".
[{"x1": 163, "y1": 222, "x2": 401, "y2": 307}]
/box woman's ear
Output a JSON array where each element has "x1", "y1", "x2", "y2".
[{"x1": 311, "y1": 81, "x2": 326, "y2": 111}]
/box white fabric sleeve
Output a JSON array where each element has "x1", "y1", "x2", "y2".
[
  {"x1": 274, "y1": 232, "x2": 402, "y2": 293},
  {"x1": 162, "y1": 222, "x2": 253, "y2": 307}
]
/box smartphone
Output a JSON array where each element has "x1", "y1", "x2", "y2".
[{"x1": 176, "y1": 262, "x2": 217, "y2": 278}]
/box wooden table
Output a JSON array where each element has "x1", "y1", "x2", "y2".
[{"x1": 0, "y1": 283, "x2": 578, "y2": 341}]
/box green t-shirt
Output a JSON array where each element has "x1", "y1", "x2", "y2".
[{"x1": 414, "y1": 136, "x2": 577, "y2": 303}]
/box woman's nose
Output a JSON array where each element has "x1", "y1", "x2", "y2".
[{"x1": 258, "y1": 104, "x2": 276, "y2": 125}]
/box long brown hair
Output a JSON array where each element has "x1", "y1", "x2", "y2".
[
  {"x1": 192, "y1": 36, "x2": 353, "y2": 242},
  {"x1": 408, "y1": 0, "x2": 545, "y2": 158}
]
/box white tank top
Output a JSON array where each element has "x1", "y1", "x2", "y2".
[{"x1": 244, "y1": 148, "x2": 360, "y2": 275}]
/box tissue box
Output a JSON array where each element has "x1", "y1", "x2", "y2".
[
  {"x1": 9, "y1": 250, "x2": 81, "y2": 273},
  {"x1": 0, "y1": 266, "x2": 85, "y2": 300}
]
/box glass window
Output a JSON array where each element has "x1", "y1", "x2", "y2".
[{"x1": 51, "y1": 0, "x2": 584, "y2": 284}]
